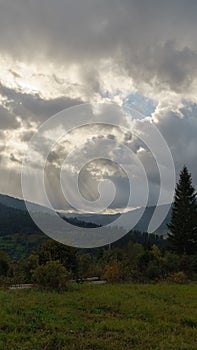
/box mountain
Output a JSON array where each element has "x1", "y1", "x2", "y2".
[
  {"x1": 0, "y1": 193, "x2": 172, "y2": 259},
  {"x1": 60, "y1": 204, "x2": 172, "y2": 235},
  {"x1": 0, "y1": 193, "x2": 28, "y2": 211},
  {"x1": 0, "y1": 194, "x2": 56, "y2": 260},
  {"x1": 0, "y1": 194, "x2": 172, "y2": 235},
  {"x1": 0, "y1": 193, "x2": 51, "y2": 213}
]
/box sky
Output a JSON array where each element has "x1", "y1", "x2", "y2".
[{"x1": 0, "y1": 0, "x2": 197, "y2": 213}]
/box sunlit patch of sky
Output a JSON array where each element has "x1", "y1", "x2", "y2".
[
  {"x1": 123, "y1": 92, "x2": 157, "y2": 119},
  {"x1": 181, "y1": 100, "x2": 197, "y2": 118}
]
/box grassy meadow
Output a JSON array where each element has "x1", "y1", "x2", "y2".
[{"x1": 0, "y1": 284, "x2": 197, "y2": 349}]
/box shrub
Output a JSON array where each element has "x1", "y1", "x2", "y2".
[
  {"x1": 0, "y1": 250, "x2": 10, "y2": 276},
  {"x1": 103, "y1": 259, "x2": 121, "y2": 283},
  {"x1": 167, "y1": 271, "x2": 188, "y2": 284},
  {"x1": 146, "y1": 261, "x2": 161, "y2": 281},
  {"x1": 0, "y1": 276, "x2": 11, "y2": 289},
  {"x1": 163, "y1": 251, "x2": 180, "y2": 274},
  {"x1": 77, "y1": 253, "x2": 93, "y2": 279},
  {"x1": 32, "y1": 260, "x2": 71, "y2": 291}
]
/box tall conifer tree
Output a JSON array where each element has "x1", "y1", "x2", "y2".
[{"x1": 168, "y1": 166, "x2": 197, "y2": 254}]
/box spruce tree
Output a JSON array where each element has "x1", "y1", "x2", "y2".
[{"x1": 167, "y1": 166, "x2": 197, "y2": 254}]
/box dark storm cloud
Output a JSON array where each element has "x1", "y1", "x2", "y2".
[
  {"x1": 0, "y1": 105, "x2": 20, "y2": 129},
  {"x1": 0, "y1": 82, "x2": 82, "y2": 123},
  {"x1": 1, "y1": 0, "x2": 197, "y2": 93},
  {"x1": 156, "y1": 107, "x2": 197, "y2": 180},
  {"x1": 125, "y1": 41, "x2": 197, "y2": 93}
]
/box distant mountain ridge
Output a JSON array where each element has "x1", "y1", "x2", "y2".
[
  {"x1": 60, "y1": 205, "x2": 172, "y2": 235},
  {"x1": 0, "y1": 193, "x2": 172, "y2": 259},
  {"x1": 0, "y1": 193, "x2": 27, "y2": 211},
  {"x1": 0, "y1": 193, "x2": 51, "y2": 213},
  {"x1": 0, "y1": 193, "x2": 172, "y2": 235}
]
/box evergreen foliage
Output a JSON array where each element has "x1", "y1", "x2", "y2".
[{"x1": 168, "y1": 166, "x2": 197, "y2": 254}]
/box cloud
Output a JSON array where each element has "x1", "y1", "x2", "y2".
[
  {"x1": 0, "y1": 105, "x2": 20, "y2": 129},
  {"x1": 1, "y1": 1, "x2": 197, "y2": 98},
  {"x1": 0, "y1": 1, "x2": 197, "y2": 212},
  {"x1": 0, "y1": 82, "x2": 83, "y2": 124},
  {"x1": 10, "y1": 153, "x2": 22, "y2": 164}
]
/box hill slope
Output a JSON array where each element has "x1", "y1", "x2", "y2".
[{"x1": 0, "y1": 193, "x2": 172, "y2": 259}]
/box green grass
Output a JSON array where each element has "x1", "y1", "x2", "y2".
[{"x1": 0, "y1": 284, "x2": 197, "y2": 349}]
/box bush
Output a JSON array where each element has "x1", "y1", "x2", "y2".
[
  {"x1": 25, "y1": 253, "x2": 40, "y2": 281},
  {"x1": 103, "y1": 259, "x2": 121, "y2": 283},
  {"x1": 146, "y1": 261, "x2": 161, "y2": 281},
  {"x1": 38, "y1": 241, "x2": 77, "y2": 274},
  {"x1": 167, "y1": 271, "x2": 188, "y2": 284},
  {"x1": 77, "y1": 253, "x2": 93, "y2": 279},
  {"x1": 0, "y1": 276, "x2": 12, "y2": 289},
  {"x1": 163, "y1": 251, "x2": 180, "y2": 274},
  {"x1": 0, "y1": 250, "x2": 10, "y2": 276},
  {"x1": 32, "y1": 260, "x2": 71, "y2": 291}
]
